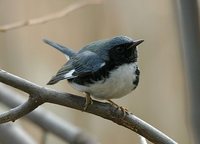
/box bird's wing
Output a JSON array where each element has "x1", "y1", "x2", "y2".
[
  {"x1": 72, "y1": 51, "x2": 105, "y2": 77},
  {"x1": 47, "y1": 51, "x2": 105, "y2": 85}
]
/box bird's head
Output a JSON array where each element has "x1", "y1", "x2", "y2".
[
  {"x1": 107, "y1": 36, "x2": 143, "y2": 66},
  {"x1": 82, "y1": 36, "x2": 143, "y2": 65}
]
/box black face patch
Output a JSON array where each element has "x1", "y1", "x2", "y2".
[{"x1": 109, "y1": 43, "x2": 138, "y2": 66}]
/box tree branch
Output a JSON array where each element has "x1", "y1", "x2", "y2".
[
  {"x1": 0, "y1": 69, "x2": 177, "y2": 144},
  {"x1": 0, "y1": 85, "x2": 99, "y2": 144},
  {"x1": 0, "y1": 0, "x2": 102, "y2": 32}
]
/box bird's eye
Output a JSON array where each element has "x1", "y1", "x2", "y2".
[{"x1": 115, "y1": 47, "x2": 124, "y2": 53}]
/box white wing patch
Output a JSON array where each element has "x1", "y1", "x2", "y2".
[
  {"x1": 100, "y1": 62, "x2": 106, "y2": 67},
  {"x1": 64, "y1": 54, "x2": 69, "y2": 60},
  {"x1": 64, "y1": 69, "x2": 75, "y2": 78}
]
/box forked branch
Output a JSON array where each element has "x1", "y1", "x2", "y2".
[{"x1": 0, "y1": 69, "x2": 177, "y2": 144}]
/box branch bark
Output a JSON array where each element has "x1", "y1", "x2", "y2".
[
  {"x1": 0, "y1": 69, "x2": 177, "y2": 144},
  {"x1": 0, "y1": 85, "x2": 99, "y2": 144},
  {"x1": 0, "y1": 0, "x2": 102, "y2": 32}
]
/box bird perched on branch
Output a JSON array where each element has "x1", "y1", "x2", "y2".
[{"x1": 44, "y1": 36, "x2": 143, "y2": 111}]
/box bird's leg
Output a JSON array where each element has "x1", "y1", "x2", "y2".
[
  {"x1": 84, "y1": 92, "x2": 93, "y2": 110},
  {"x1": 107, "y1": 100, "x2": 129, "y2": 117},
  {"x1": 107, "y1": 99, "x2": 120, "y2": 108}
]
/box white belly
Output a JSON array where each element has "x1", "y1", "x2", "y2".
[{"x1": 70, "y1": 63, "x2": 138, "y2": 100}]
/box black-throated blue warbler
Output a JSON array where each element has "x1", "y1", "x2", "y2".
[{"x1": 43, "y1": 36, "x2": 143, "y2": 111}]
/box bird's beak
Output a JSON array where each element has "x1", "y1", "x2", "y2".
[{"x1": 133, "y1": 39, "x2": 144, "y2": 47}]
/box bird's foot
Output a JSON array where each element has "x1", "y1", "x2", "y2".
[
  {"x1": 107, "y1": 100, "x2": 129, "y2": 117},
  {"x1": 84, "y1": 92, "x2": 93, "y2": 111}
]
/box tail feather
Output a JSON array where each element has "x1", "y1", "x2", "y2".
[
  {"x1": 43, "y1": 38, "x2": 76, "y2": 58},
  {"x1": 47, "y1": 75, "x2": 65, "y2": 85}
]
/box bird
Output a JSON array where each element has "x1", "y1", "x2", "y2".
[{"x1": 43, "y1": 36, "x2": 143, "y2": 111}]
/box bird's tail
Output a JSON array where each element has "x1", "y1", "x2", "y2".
[
  {"x1": 47, "y1": 75, "x2": 65, "y2": 85},
  {"x1": 43, "y1": 38, "x2": 76, "y2": 58}
]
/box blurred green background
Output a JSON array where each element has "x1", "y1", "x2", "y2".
[{"x1": 0, "y1": 0, "x2": 196, "y2": 143}]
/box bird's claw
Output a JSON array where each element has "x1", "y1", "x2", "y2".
[
  {"x1": 108, "y1": 100, "x2": 129, "y2": 118},
  {"x1": 118, "y1": 106, "x2": 129, "y2": 116},
  {"x1": 84, "y1": 92, "x2": 93, "y2": 110}
]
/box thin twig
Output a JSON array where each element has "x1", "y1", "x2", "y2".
[
  {"x1": 0, "y1": 0, "x2": 102, "y2": 32},
  {"x1": 0, "y1": 69, "x2": 177, "y2": 144}
]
